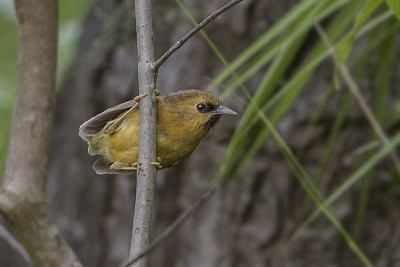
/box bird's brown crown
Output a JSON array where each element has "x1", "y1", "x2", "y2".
[{"x1": 162, "y1": 90, "x2": 221, "y2": 106}]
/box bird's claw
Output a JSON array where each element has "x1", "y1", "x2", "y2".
[
  {"x1": 133, "y1": 94, "x2": 147, "y2": 103},
  {"x1": 110, "y1": 161, "x2": 138, "y2": 171},
  {"x1": 151, "y1": 157, "x2": 162, "y2": 170},
  {"x1": 133, "y1": 90, "x2": 160, "y2": 103},
  {"x1": 110, "y1": 160, "x2": 161, "y2": 171}
]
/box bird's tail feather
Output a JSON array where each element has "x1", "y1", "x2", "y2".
[{"x1": 93, "y1": 157, "x2": 136, "y2": 175}]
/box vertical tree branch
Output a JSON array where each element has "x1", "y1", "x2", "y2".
[
  {"x1": 120, "y1": 184, "x2": 220, "y2": 267},
  {"x1": 0, "y1": 0, "x2": 82, "y2": 266},
  {"x1": 130, "y1": 0, "x2": 158, "y2": 266}
]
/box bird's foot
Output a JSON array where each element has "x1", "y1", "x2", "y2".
[
  {"x1": 133, "y1": 90, "x2": 160, "y2": 103},
  {"x1": 151, "y1": 157, "x2": 163, "y2": 170},
  {"x1": 105, "y1": 94, "x2": 146, "y2": 133},
  {"x1": 133, "y1": 94, "x2": 147, "y2": 103},
  {"x1": 110, "y1": 161, "x2": 138, "y2": 171}
]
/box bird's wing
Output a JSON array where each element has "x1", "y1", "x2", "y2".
[{"x1": 78, "y1": 100, "x2": 137, "y2": 143}]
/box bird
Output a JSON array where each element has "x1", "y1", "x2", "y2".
[{"x1": 79, "y1": 89, "x2": 237, "y2": 174}]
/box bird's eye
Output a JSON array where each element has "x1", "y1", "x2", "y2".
[{"x1": 196, "y1": 103, "x2": 207, "y2": 113}]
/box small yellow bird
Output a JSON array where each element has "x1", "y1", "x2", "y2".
[{"x1": 79, "y1": 89, "x2": 237, "y2": 174}]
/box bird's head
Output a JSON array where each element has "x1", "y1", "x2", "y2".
[{"x1": 162, "y1": 90, "x2": 237, "y2": 133}]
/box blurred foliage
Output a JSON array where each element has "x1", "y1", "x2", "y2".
[
  {"x1": 174, "y1": 0, "x2": 400, "y2": 264},
  {"x1": 0, "y1": 0, "x2": 92, "y2": 179},
  {"x1": 386, "y1": 0, "x2": 400, "y2": 20},
  {"x1": 214, "y1": 0, "x2": 400, "y2": 182},
  {"x1": 337, "y1": 0, "x2": 384, "y2": 64},
  {"x1": 1, "y1": 0, "x2": 400, "y2": 262}
]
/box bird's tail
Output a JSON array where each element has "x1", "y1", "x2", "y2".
[{"x1": 79, "y1": 100, "x2": 137, "y2": 155}]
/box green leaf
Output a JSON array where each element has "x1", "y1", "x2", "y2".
[
  {"x1": 337, "y1": 0, "x2": 384, "y2": 64},
  {"x1": 386, "y1": 0, "x2": 400, "y2": 20},
  {"x1": 337, "y1": 34, "x2": 354, "y2": 65},
  {"x1": 395, "y1": 101, "x2": 400, "y2": 112}
]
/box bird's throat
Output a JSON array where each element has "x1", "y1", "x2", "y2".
[{"x1": 203, "y1": 115, "x2": 221, "y2": 131}]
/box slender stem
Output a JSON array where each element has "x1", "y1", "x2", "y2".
[
  {"x1": 129, "y1": 0, "x2": 158, "y2": 266},
  {"x1": 121, "y1": 184, "x2": 219, "y2": 267},
  {"x1": 0, "y1": 224, "x2": 30, "y2": 264},
  {"x1": 151, "y1": 0, "x2": 245, "y2": 72}
]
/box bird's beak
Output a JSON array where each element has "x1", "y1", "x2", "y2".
[{"x1": 213, "y1": 105, "x2": 237, "y2": 115}]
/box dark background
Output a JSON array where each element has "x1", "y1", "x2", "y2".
[{"x1": 1, "y1": 0, "x2": 400, "y2": 266}]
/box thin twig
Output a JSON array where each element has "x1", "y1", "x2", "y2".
[
  {"x1": 150, "y1": 0, "x2": 245, "y2": 72},
  {"x1": 313, "y1": 21, "x2": 400, "y2": 172},
  {"x1": 130, "y1": 0, "x2": 158, "y2": 266},
  {"x1": 0, "y1": 223, "x2": 31, "y2": 264},
  {"x1": 120, "y1": 184, "x2": 220, "y2": 267}
]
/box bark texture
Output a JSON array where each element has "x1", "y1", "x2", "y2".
[
  {"x1": 0, "y1": 0, "x2": 82, "y2": 266},
  {"x1": 130, "y1": 0, "x2": 158, "y2": 266},
  {"x1": 2, "y1": 0, "x2": 400, "y2": 266}
]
